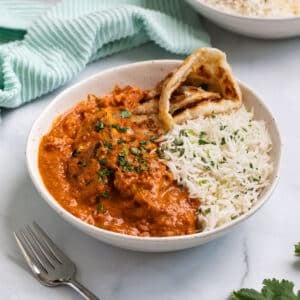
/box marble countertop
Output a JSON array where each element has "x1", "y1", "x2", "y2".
[{"x1": 1, "y1": 21, "x2": 300, "y2": 300}]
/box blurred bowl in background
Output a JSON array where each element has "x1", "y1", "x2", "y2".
[{"x1": 186, "y1": 0, "x2": 300, "y2": 39}]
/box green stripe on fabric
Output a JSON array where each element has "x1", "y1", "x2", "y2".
[{"x1": 0, "y1": 28, "x2": 26, "y2": 44}]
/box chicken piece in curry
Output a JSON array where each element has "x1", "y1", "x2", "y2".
[{"x1": 39, "y1": 86, "x2": 199, "y2": 237}]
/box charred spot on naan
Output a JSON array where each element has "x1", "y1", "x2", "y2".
[
  {"x1": 173, "y1": 97, "x2": 241, "y2": 125},
  {"x1": 169, "y1": 86, "x2": 221, "y2": 115}
]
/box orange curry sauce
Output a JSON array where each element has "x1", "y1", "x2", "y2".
[{"x1": 39, "y1": 86, "x2": 199, "y2": 237}]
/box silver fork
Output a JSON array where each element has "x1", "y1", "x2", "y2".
[{"x1": 14, "y1": 222, "x2": 99, "y2": 300}]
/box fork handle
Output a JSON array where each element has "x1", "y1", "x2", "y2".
[{"x1": 66, "y1": 279, "x2": 100, "y2": 300}]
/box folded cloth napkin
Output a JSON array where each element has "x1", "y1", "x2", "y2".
[{"x1": 0, "y1": 0, "x2": 210, "y2": 108}]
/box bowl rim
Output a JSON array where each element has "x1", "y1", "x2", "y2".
[
  {"x1": 189, "y1": 0, "x2": 300, "y2": 21},
  {"x1": 26, "y1": 59, "x2": 282, "y2": 243}
]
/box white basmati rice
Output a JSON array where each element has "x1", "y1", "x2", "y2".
[
  {"x1": 160, "y1": 106, "x2": 273, "y2": 231},
  {"x1": 202, "y1": 0, "x2": 300, "y2": 17}
]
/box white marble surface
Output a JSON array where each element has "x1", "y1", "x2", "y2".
[{"x1": 1, "y1": 21, "x2": 300, "y2": 299}]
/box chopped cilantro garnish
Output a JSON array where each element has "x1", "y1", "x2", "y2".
[
  {"x1": 179, "y1": 129, "x2": 188, "y2": 137},
  {"x1": 120, "y1": 110, "x2": 132, "y2": 118},
  {"x1": 204, "y1": 208, "x2": 211, "y2": 214},
  {"x1": 139, "y1": 140, "x2": 149, "y2": 145},
  {"x1": 133, "y1": 165, "x2": 141, "y2": 172},
  {"x1": 201, "y1": 157, "x2": 207, "y2": 163},
  {"x1": 123, "y1": 147, "x2": 129, "y2": 156},
  {"x1": 219, "y1": 125, "x2": 227, "y2": 131},
  {"x1": 199, "y1": 139, "x2": 209, "y2": 145},
  {"x1": 211, "y1": 111, "x2": 216, "y2": 119},
  {"x1": 173, "y1": 138, "x2": 184, "y2": 146},
  {"x1": 100, "y1": 191, "x2": 109, "y2": 198},
  {"x1": 140, "y1": 146, "x2": 148, "y2": 153},
  {"x1": 140, "y1": 163, "x2": 150, "y2": 171},
  {"x1": 195, "y1": 208, "x2": 201, "y2": 215},
  {"x1": 111, "y1": 123, "x2": 128, "y2": 133},
  {"x1": 118, "y1": 152, "x2": 133, "y2": 171},
  {"x1": 130, "y1": 147, "x2": 140, "y2": 155},
  {"x1": 99, "y1": 158, "x2": 107, "y2": 165},
  {"x1": 150, "y1": 135, "x2": 157, "y2": 142},
  {"x1": 117, "y1": 138, "x2": 126, "y2": 144},
  {"x1": 103, "y1": 141, "x2": 112, "y2": 151},
  {"x1": 221, "y1": 137, "x2": 226, "y2": 145},
  {"x1": 135, "y1": 155, "x2": 146, "y2": 164},
  {"x1": 199, "y1": 131, "x2": 207, "y2": 138},
  {"x1": 219, "y1": 157, "x2": 227, "y2": 164},
  {"x1": 139, "y1": 135, "x2": 157, "y2": 146},
  {"x1": 96, "y1": 203, "x2": 107, "y2": 214},
  {"x1": 156, "y1": 147, "x2": 165, "y2": 158},
  {"x1": 206, "y1": 150, "x2": 211, "y2": 158},
  {"x1": 249, "y1": 162, "x2": 253, "y2": 169},
  {"x1": 97, "y1": 168, "x2": 112, "y2": 183},
  {"x1": 95, "y1": 120, "x2": 105, "y2": 132},
  {"x1": 178, "y1": 148, "x2": 185, "y2": 157},
  {"x1": 188, "y1": 129, "x2": 197, "y2": 136},
  {"x1": 198, "y1": 179, "x2": 208, "y2": 185}
]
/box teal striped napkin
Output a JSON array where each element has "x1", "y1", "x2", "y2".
[{"x1": 0, "y1": 0, "x2": 210, "y2": 108}]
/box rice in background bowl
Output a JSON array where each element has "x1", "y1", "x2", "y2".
[
  {"x1": 201, "y1": 0, "x2": 300, "y2": 17},
  {"x1": 186, "y1": 0, "x2": 300, "y2": 39}
]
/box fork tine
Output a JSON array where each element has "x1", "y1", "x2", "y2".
[
  {"x1": 19, "y1": 229, "x2": 52, "y2": 272},
  {"x1": 14, "y1": 231, "x2": 47, "y2": 275},
  {"x1": 32, "y1": 222, "x2": 71, "y2": 264},
  {"x1": 25, "y1": 225, "x2": 57, "y2": 268}
]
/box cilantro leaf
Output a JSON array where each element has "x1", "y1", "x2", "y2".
[
  {"x1": 111, "y1": 123, "x2": 128, "y2": 133},
  {"x1": 120, "y1": 110, "x2": 132, "y2": 118},
  {"x1": 96, "y1": 202, "x2": 107, "y2": 214},
  {"x1": 95, "y1": 120, "x2": 105, "y2": 132},
  {"x1": 232, "y1": 279, "x2": 300, "y2": 300},
  {"x1": 295, "y1": 243, "x2": 300, "y2": 256}
]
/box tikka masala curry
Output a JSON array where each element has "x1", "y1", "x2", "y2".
[{"x1": 39, "y1": 86, "x2": 199, "y2": 237}]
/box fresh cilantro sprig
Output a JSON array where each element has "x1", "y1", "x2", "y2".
[
  {"x1": 232, "y1": 279, "x2": 300, "y2": 300},
  {"x1": 231, "y1": 244, "x2": 300, "y2": 300},
  {"x1": 295, "y1": 243, "x2": 300, "y2": 256}
]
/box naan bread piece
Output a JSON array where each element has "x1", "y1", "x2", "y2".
[{"x1": 158, "y1": 48, "x2": 242, "y2": 131}]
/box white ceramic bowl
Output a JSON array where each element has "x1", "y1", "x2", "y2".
[
  {"x1": 27, "y1": 60, "x2": 281, "y2": 252},
  {"x1": 186, "y1": 0, "x2": 300, "y2": 39}
]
